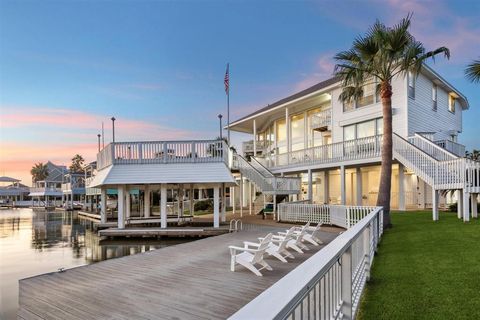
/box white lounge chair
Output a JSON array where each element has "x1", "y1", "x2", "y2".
[
  {"x1": 292, "y1": 222, "x2": 324, "y2": 246},
  {"x1": 229, "y1": 233, "x2": 273, "y2": 276},
  {"x1": 252, "y1": 227, "x2": 296, "y2": 263}
]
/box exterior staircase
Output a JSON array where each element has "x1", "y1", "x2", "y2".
[
  {"x1": 393, "y1": 133, "x2": 480, "y2": 193},
  {"x1": 231, "y1": 152, "x2": 301, "y2": 195}
]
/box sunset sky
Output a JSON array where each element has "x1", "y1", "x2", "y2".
[{"x1": 1, "y1": 0, "x2": 479, "y2": 184}]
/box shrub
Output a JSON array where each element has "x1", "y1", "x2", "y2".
[
  {"x1": 449, "y1": 203, "x2": 458, "y2": 212},
  {"x1": 194, "y1": 199, "x2": 213, "y2": 211}
]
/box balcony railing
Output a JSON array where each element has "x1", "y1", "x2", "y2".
[
  {"x1": 242, "y1": 140, "x2": 272, "y2": 154},
  {"x1": 29, "y1": 187, "x2": 62, "y2": 193},
  {"x1": 434, "y1": 139, "x2": 466, "y2": 157},
  {"x1": 97, "y1": 140, "x2": 228, "y2": 170},
  {"x1": 261, "y1": 135, "x2": 382, "y2": 169},
  {"x1": 311, "y1": 108, "x2": 332, "y2": 130}
]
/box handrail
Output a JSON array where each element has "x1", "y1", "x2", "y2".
[
  {"x1": 408, "y1": 133, "x2": 458, "y2": 161},
  {"x1": 229, "y1": 206, "x2": 383, "y2": 320},
  {"x1": 250, "y1": 157, "x2": 274, "y2": 177},
  {"x1": 434, "y1": 139, "x2": 466, "y2": 157}
]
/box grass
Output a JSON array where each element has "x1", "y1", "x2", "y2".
[{"x1": 358, "y1": 210, "x2": 480, "y2": 320}]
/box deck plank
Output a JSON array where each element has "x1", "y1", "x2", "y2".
[{"x1": 19, "y1": 225, "x2": 340, "y2": 319}]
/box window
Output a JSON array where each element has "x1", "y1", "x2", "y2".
[
  {"x1": 408, "y1": 71, "x2": 415, "y2": 99},
  {"x1": 343, "y1": 79, "x2": 378, "y2": 111},
  {"x1": 290, "y1": 113, "x2": 305, "y2": 151},
  {"x1": 344, "y1": 125, "x2": 355, "y2": 141},
  {"x1": 343, "y1": 118, "x2": 383, "y2": 141},
  {"x1": 276, "y1": 119, "x2": 287, "y2": 153},
  {"x1": 357, "y1": 81, "x2": 375, "y2": 108},
  {"x1": 449, "y1": 95, "x2": 456, "y2": 113},
  {"x1": 432, "y1": 85, "x2": 437, "y2": 111}
]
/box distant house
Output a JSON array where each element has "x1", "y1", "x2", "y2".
[
  {"x1": 0, "y1": 176, "x2": 29, "y2": 204},
  {"x1": 29, "y1": 161, "x2": 66, "y2": 206}
]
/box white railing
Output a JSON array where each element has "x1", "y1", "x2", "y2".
[
  {"x1": 264, "y1": 135, "x2": 382, "y2": 169},
  {"x1": 232, "y1": 153, "x2": 301, "y2": 194},
  {"x1": 229, "y1": 206, "x2": 383, "y2": 320},
  {"x1": 242, "y1": 140, "x2": 272, "y2": 154},
  {"x1": 97, "y1": 140, "x2": 228, "y2": 170},
  {"x1": 311, "y1": 108, "x2": 332, "y2": 130},
  {"x1": 29, "y1": 187, "x2": 62, "y2": 193},
  {"x1": 278, "y1": 203, "x2": 377, "y2": 229},
  {"x1": 408, "y1": 133, "x2": 458, "y2": 161},
  {"x1": 434, "y1": 139, "x2": 466, "y2": 157},
  {"x1": 250, "y1": 157, "x2": 275, "y2": 177}
]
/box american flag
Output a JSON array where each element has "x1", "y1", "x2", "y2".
[{"x1": 224, "y1": 63, "x2": 229, "y2": 94}]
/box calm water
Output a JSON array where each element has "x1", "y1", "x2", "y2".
[{"x1": 0, "y1": 208, "x2": 189, "y2": 319}]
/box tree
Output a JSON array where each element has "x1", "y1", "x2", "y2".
[
  {"x1": 334, "y1": 15, "x2": 449, "y2": 227},
  {"x1": 465, "y1": 59, "x2": 480, "y2": 83},
  {"x1": 69, "y1": 154, "x2": 85, "y2": 173},
  {"x1": 31, "y1": 163, "x2": 49, "y2": 183},
  {"x1": 466, "y1": 149, "x2": 480, "y2": 161}
]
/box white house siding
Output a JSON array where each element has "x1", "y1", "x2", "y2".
[
  {"x1": 408, "y1": 72, "x2": 462, "y2": 141},
  {"x1": 331, "y1": 75, "x2": 408, "y2": 143}
]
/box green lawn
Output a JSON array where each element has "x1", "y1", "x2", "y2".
[{"x1": 358, "y1": 210, "x2": 480, "y2": 320}]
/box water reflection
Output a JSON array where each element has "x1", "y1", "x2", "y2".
[{"x1": 0, "y1": 208, "x2": 190, "y2": 320}]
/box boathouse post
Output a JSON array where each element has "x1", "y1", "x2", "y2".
[
  {"x1": 213, "y1": 185, "x2": 220, "y2": 228},
  {"x1": 160, "y1": 185, "x2": 167, "y2": 228},
  {"x1": 118, "y1": 185, "x2": 125, "y2": 229},
  {"x1": 100, "y1": 188, "x2": 107, "y2": 224},
  {"x1": 144, "y1": 185, "x2": 150, "y2": 218}
]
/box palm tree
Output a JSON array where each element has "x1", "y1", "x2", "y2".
[
  {"x1": 465, "y1": 59, "x2": 480, "y2": 83},
  {"x1": 466, "y1": 149, "x2": 480, "y2": 161},
  {"x1": 334, "y1": 15, "x2": 449, "y2": 227},
  {"x1": 31, "y1": 163, "x2": 49, "y2": 183}
]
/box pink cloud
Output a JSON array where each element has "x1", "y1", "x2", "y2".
[{"x1": 294, "y1": 53, "x2": 336, "y2": 91}]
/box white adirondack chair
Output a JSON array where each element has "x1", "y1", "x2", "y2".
[
  {"x1": 275, "y1": 225, "x2": 310, "y2": 253},
  {"x1": 228, "y1": 233, "x2": 273, "y2": 276},
  {"x1": 254, "y1": 227, "x2": 296, "y2": 263},
  {"x1": 292, "y1": 222, "x2": 324, "y2": 246}
]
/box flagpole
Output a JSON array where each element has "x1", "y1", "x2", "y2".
[{"x1": 227, "y1": 63, "x2": 230, "y2": 146}]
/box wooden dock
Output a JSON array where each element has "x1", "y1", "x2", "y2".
[
  {"x1": 98, "y1": 226, "x2": 230, "y2": 238},
  {"x1": 18, "y1": 224, "x2": 340, "y2": 320}
]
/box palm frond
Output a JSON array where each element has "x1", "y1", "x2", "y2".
[{"x1": 465, "y1": 59, "x2": 480, "y2": 83}]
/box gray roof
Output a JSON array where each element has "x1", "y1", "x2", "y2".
[{"x1": 0, "y1": 176, "x2": 20, "y2": 183}]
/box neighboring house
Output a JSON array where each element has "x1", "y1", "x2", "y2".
[
  {"x1": 229, "y1": 64, "x2": 479, "y2": 221},
  {"x1": 0, "y1": 176, "x2": 30, "y2": 204},
  {"x1": 29, "y1": 161, "x2": 67, "y2": 206},
  {"x1": 61, "y1": 172, "x2": 86, "y2": 208}
]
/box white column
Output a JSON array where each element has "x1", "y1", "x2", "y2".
[
  {"x1": 239, "y1": 175, "x2": 244, "y2": 217},
  {"x1": 160, "y1": 185, "x2": 167, "y2": 228},
  {"x1": 221, "y1": 183, "x2": 226, "y2": 222},
  {"x1": 324, "y1": 171, "x2": 329, "y2": 204},
  {"x1": 463, "y1": 190, "x2": 470, "y2": 222},
  {"x1": 472, "y1": 194, "x2": 478, "y2": 219},
  {"x1": 249, "y1": 181, "x2": 253, "y2": 215},
  {"x1": 307, "y1": 169, "x2": 313, "y2": 201},
  {"x1": 273, "y1": 194, "x2": 277, "y2": 221},
  {"x1": 286, "y1": 107, "x2": 291, "y2": 153},
  {"x1": 125, "y1": 188, "x2": 131, "y2": 219},
  {"x1": 100, "y1": 188, "x2": 107, "y2": 224},
  {"x1": 117, "y1": 185, "x2": 125, "y2": 229},
  {"x1": 198, "y1": 188, "x2": 203, "y2": 200},
  {"x1": 189, "y1": 184, "x2": 194, "y2": 216},
  {"x1": 356, "y1": 167, "x2": 363, "y2": 206},
  {"x1": 253, "y1": 119, "x2": 257, "y2": 156},
  {"x1": 231, "y1": 185, "x2": 236, "y2": 214},
  {"x1": 340, "y1": 166, "x2": 346, "y2": 205},
  {"x1": 457, "y1": 189, "x2": 463, "y2": 219},
  {"x1": 178, "y1": 185, "x2": 184, "y2": 217},
  {"x1": 213, "y1": 186, "x2": 220, "y2": 228},
  {"x1": 432, "y1": 188, "x2": 439, "y2": 221},
  {"x1": 144, "y1": 185, "x2": 150, "y2": 218},
  {"x1": 398, "y1": 164, "x2": 406, "y2": 211}
]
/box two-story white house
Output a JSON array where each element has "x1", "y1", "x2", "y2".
[{"x1": 229, "y1": 64, "x2": 479, "y2": 221}]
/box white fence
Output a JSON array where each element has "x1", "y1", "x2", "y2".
[
  {"x1": 229, "y1": 206, "x2": 383, "y2": 320},
  {"x1": 97, "y1": 140, "x2": 228, "y2": 170},
  {"x1": 278, "y1": 203, "x2": 377, "y2": 229}
]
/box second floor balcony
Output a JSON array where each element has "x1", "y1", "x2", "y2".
[
  {"x1": 310, "y1": 108, "x2": 332, "y2": 131},
  {"x1": 258, "y1": 135, "x2": 383, "y2": 170}
]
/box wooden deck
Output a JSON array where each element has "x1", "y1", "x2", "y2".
[
  {"x1": 98, "y1": 226, "x2": 230, "y2": 237},
  {"x1": 18, "y1": 223, "x2": 340, "y2": 320}
]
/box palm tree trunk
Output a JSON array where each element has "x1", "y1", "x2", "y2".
[{"x1": 377, "y1": 81, "x2": 393, "y2": 228}]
